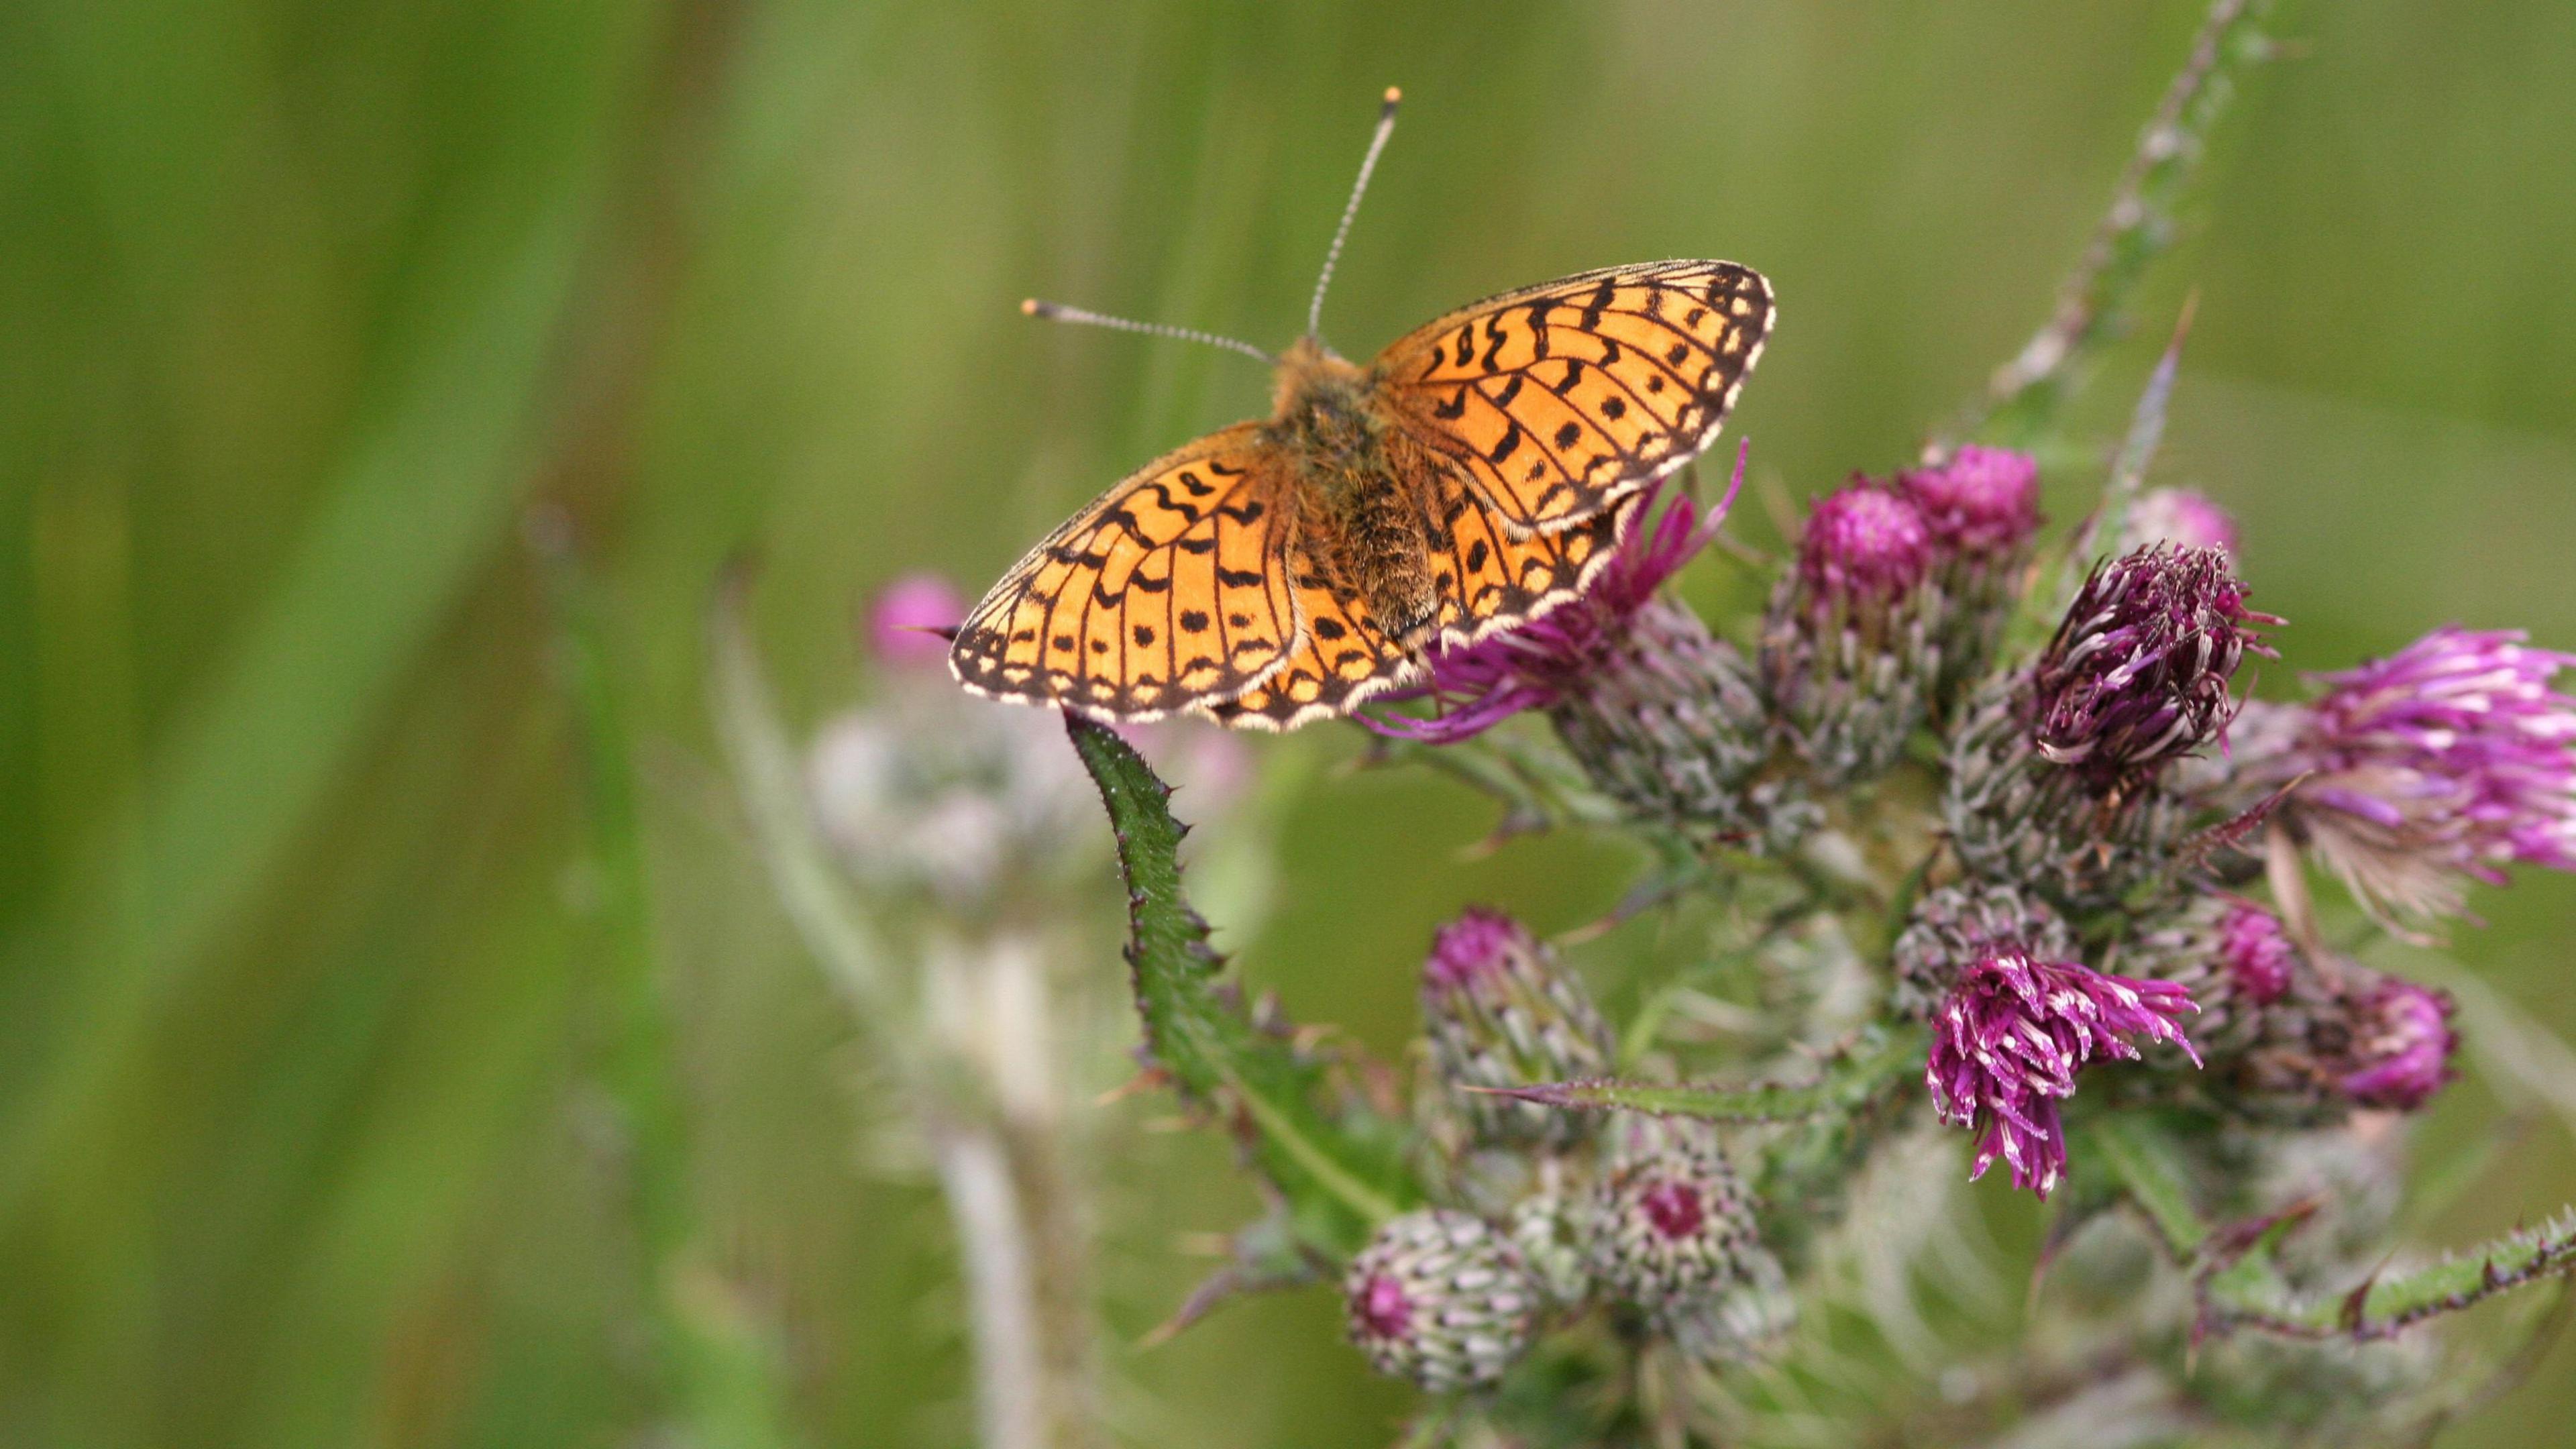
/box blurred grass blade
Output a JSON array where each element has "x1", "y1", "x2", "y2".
[
  {"x1": 1065, "y1": 713, "x2": 1414, "y2": 1256},
  {"x1": 705, "y1": 566, "x2": 903, "y2": 1034},
  {"x1": 0, "y1": 180, "x2": 622, "y2": 1222}
]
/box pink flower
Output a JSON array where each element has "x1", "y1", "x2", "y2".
[
  {"x1": 869, "y1": 573, "x2": 968, "y2": 667},
  {"x1": 2031, "y1": 543, "x2": 2276, "y2": 786},
  {"x1": 2336, "y1": 979, "x2": 2457, "y2": 1112},
  {"x1": 1927, "y1": 951, "x2": 2199, "y2": 1198},
  {"x1": 2123, "y1": 487, "x2": 2239, "y2": 555},
  {"x1": 1898, "y1": 445, "x2": 2043, "y2": 560}
]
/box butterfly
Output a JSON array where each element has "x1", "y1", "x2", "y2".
[{"x1": 951, "y1": 89, "x2": 1773, "y2": 731}]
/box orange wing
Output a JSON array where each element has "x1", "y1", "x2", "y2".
[
  {"x1": 1198, "y1": 547, "x2": 1414, "y2": 731},
  {"x1": 951, "y1": 425, "x2": 1297, "y2": 720},
  {"x1": 1203, "y1": 486, "x2": 1638, "y2": 731},
  {"x1": 1375, "y1": 260, "x2": 1772, "y2": 534},
  {"x1": 1428, "y1": 480, "x2": 1633, "y2": 647}
]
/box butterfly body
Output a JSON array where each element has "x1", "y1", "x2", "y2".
[
  {"x1": 953, "y1": 258, "x2": 1774, "y2": 731},
  {"x1": 1264, "y1": 337, "x2": 1442, "y2": 649}
]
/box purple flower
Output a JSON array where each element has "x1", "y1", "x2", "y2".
[
  {"x1": 2336, "y1": 978, "x2": 2457, "y2": 1112},
  {"x1": 2121, "y1": 487, "x2": 2239, "y2": 556},
  {"x1": 1926, "y1": 951, "x2": 2200, "y2": 1198},
  {"x1": 1367, "y1": 453, "x2": 1743, "y2": 745},
  {"x1": 1424, "y1": 908, "x2": 1527, "y2": 994},
  {"x1": 1898, "y1": 445, "x2": 2042, "y2": 560},
  {"x1": 2216, "y1": 898, "x2": 2294, "y2": 1006},
  {"x1": 2031, "y1": 543, "x2": 2277, "y2": 787},
  {"x1": 1796, "y1": 482, "x2": 1934, "y2": 607},
  {"x1": 869, "y1": 572, "x2": 968, "y2": 667},
  {"x1": 2288, "y1": 627, "x2": 2576, "y2": 921}
]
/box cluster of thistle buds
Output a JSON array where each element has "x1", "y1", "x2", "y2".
[
  {"x1": 1335, "y1": 449, "x2": 2576, "y2": 1398},
  {"x1": 1346, "y1": 913, "x2": 1777, "y2": 1390}
]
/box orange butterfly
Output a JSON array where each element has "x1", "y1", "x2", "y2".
[{"x1": 951, "y1": 90, "x2": 1773, "y2": 731}]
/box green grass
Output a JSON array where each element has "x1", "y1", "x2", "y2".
[{"x1": 3, "y1": 1, "x2": 2573, "y2": 1444}]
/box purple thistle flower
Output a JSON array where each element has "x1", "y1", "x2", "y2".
[
  {"x1": 2335, "y1": 978, "x2": 2458, "y2": 1112},
  {"x1": 2216, "y1": 898, "x2": 2294, "y2": 1006},
  {"x1": 2286, "y1": 627, "x2": 2576, "y2": 922},
  {"x1": 2121, "y1": 487, "x2": 2240, "y2": 556},
  {"x1": 2031, "y1": 543, "x2": 2277, "y2": 787},
  {"x1": 1898, "y1": 445, "x2": 2043, "y2": 560},
  {"x1": 1424, "y1": 908, "x2": 1529, "y2": 994},
  {"x1": 1926, "y1": 951, "x2": 2200, "y2": 1198},
  {"x1": 869, "y1": 572, "x2": 968, "y2": 667},
  {"x1": 1367, "y1": 455, "x2": 1743, "y2": 745},
  {"x1": 1795, "y1": 482, "x2": 1934, "y2": 607}
]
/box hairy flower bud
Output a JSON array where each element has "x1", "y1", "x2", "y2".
[
  {"x1": 2031, "y1": 543, "x2": 2275, "y2": 788},
  {"x1": 1899, "y1": 445, "x2": 2043, "y2": 701},
  {"x1": 1943, "y1": 668, "x2": 2193, "y2": 912},
  {"x1": 1581, "y1": 1117, "x2": 1760, "y2": 1311},
  {"x1": 1890, "y1": 882, "x2": 2074, "y2": 1019},
  {"x1": 1423, "y1": 910, "x2": 1617, "y2": 1148},
  {"x1": 1762, "y1": 483, "x2": 1941, "y2": 785},
  {"x1": 2127, "y1": 895, "x2": 2299, "y2": 1061},
  {"x1": 1344, "y1": 1210, "x2": 1540, "y2": 1391}
]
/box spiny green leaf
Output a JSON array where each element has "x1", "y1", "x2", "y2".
[
  {"x1": 1066, "y1": 714, "x2": 1415, "y2": 1257},
  {"x1": 2203, "y1": 1206, "x2": 2576, "y2": 1342}
]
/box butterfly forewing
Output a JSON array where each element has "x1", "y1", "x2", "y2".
[
  {"x1": 1376, "y1": 260, "x2": 1773, "y2": 533},
  {"x1": 951, "y1": 424, "x2": 1297, "y2": 720}
]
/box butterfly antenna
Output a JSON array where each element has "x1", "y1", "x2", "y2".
[
  {"x1": 1307, "y1": 87, "x2": 1402, "y2": 341},
  {"x1": 1020, "y1": 299, "x2": 1273, "y2": 364}
]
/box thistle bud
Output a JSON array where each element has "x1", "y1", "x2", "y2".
[
  {"x1": 2265, "y1": 627, "x2": 2576, "y2": 926},
  {"x1": 1942, "y1": 668, "x2": 2193, "y2": 912},
  {"x1": 2126, "y1": 895, "x2": 2300, "y2": 1061},
  {"x1": 1762, "y1": 483, "x2": 1941, "y2": 785},
  {"x1": 1580, "y1": 1117, "x2": 1759, "y2": 1310},
  {"x1": 1890, "y1": 882, "x2": 2074, "y2": 1020},
  {"x1": 2031, "y1": 543, "x2": 2275, "y2": 789},
  {"x1": 1898, "y1": 445, "x2": 2043, "y2": 702},
  {"x1": 1925, "y1": 948, "x2": 2199, "y2": 1198},
  {"x1": 1344, "y1": 1210, "x2": 1541, "y2": 1391},
  {"x1": 1422, "y1": 910, "x2": 1616, "y2": 1148}
]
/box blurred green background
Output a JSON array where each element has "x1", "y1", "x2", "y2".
[{"x1": 5, "y1": 0, "x2": 2574, "y2": 1444}]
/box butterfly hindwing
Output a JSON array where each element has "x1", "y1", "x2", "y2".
[
  {"x1": 1429, "y1": 483, "x2": 1633, "y2": 647},
  {"x1": 1376, "y1": 260, "x2": 1772, "y2": 534},
  {"x1": 1199, "y1": 545, "x2": 1413, "y2": 731},
  {"x1": 950, "y1": 424, "x2": 1297, "y2": 720}
]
